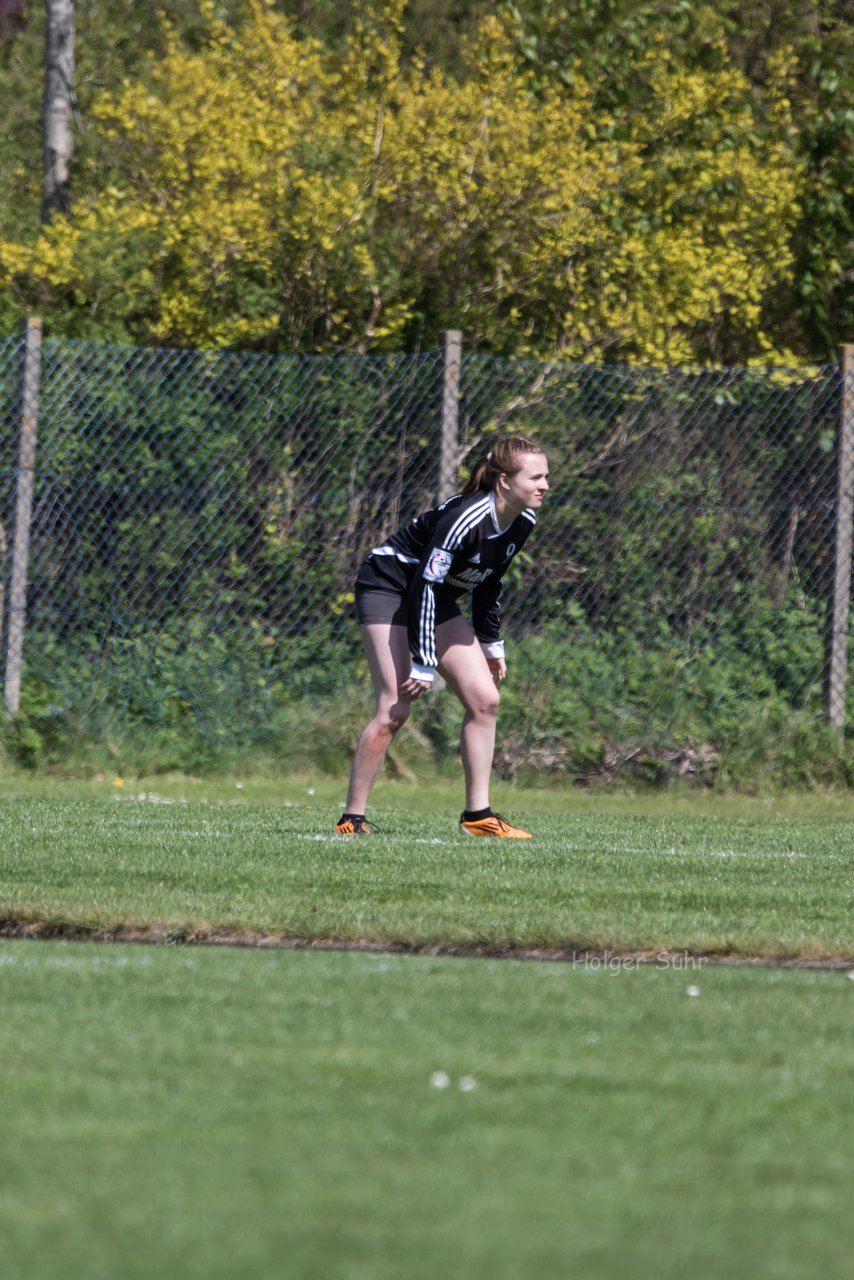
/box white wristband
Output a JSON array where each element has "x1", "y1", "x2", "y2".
[
  {"x1": 479, "y1": 640, "x2": 505, "y2": 660},
  {"x1": 409, "y1": 662, "x2": 435, "y2": 682}
]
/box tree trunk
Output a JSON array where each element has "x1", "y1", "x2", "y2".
[{"x1": 42, "y1": 0, "x2": 75, "y2": 222}]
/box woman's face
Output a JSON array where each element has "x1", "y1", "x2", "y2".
[{"x1": 501, "y1": 452, "x2": 549, "y2": 510}]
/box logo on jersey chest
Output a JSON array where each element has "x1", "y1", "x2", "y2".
[{"x1": 424, "y1": 547, "x2": 453, "y2": 582}]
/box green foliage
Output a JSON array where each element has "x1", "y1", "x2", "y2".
[
  {"x1": 1, "y1": 0, "x2": 803, "y2": 363},
  {"x1": 12, "y1": 591, "x2": 851, "y2": 790},
  {"x1": 0, "y1": 1, "x2": 849, "y2": 357},
  {"x1": 0, "y1": 330, "x2": 844, "y2": 789},
  {"x1": 510, "y1": 0, "x2": 854, "y2": 359},
  {"x1": 492, "y1": 608, "x2": 853, "y2": 790},
  {"x1": 1, "y1": 714, "x2": 44, "y2": 769}
]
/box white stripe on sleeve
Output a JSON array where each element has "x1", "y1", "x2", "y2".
[{"x1": 419, "y1": 582, "x2": 437, "y2": 666}]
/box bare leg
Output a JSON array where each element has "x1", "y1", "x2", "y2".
[
  {"x1": 436, "y1": 615, "x2": 501, "y2": 812},
  {"x1": 345, "y1": 624, "x2": 413, "y2": 813}
]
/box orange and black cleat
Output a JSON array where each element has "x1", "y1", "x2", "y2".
[
  {"x1": 459, "y1": 812, "x2": 533, "y2": 839},
  {"x1": 334, "y1": 814, "x2": 373, "y2": 836}
]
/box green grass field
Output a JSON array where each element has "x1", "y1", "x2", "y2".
[
  {"x1": 1, "y1": 941, "x2": 852, "y2": 1280},
  {"x1": 1, "y1": 775, "x2": 853, "y2": 1278},
  {"x1": 1, "y1": 776, "x2": 853, "y2": 958}
]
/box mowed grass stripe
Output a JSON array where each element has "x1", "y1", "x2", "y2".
[
  {"x1": 1, "y1": 794, "x2": 852, "y2": 957},
  {"x1": 0, "y1": 941, "x2": 852, "y2": 1280}
]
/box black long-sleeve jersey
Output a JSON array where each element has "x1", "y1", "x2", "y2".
[{"x1": 356, "y1": 490, "x2": 537, "y2": 678}]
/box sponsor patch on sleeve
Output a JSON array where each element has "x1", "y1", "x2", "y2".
[{"x1": 423, "y1": 547, "x2": 453, "y2": 582}]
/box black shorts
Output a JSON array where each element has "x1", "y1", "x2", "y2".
[
  {"x1": 354, "y1": 583, "x2": 463, "y2": 629},
  {"x1": 355, "y1": 587, "x2": 408, "y2": 626}
]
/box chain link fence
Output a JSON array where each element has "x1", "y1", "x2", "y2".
[{"x1": 0, "y1": 325, "x2": 852, "y2": 775}]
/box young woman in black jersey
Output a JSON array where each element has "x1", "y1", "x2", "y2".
[{"x1": 335, "y1": 436, "x2": 549, "y2": 838}]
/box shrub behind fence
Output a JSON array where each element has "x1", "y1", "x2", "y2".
[{"x1": 1, "y1": 323, "x2": 852, "y2": 770}]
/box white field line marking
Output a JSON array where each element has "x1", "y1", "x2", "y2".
[
  {"x1": 294, "y1": 834, "x2": 808, "y2": 857},
  {"x1": 295, "y1": 833, "x2": 449, "y2": 845},
  {"x1": 582, "y1": 843, "x2": 809, "y2": 860},
  {"x1": 21, "y1": 823, "x2": 230, "y2": 839},
  {"x1": 17, "y1": 820, "x2": 812, "y2": 859}
]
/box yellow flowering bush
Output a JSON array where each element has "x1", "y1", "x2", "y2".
[{"x1": 0, "y1": 0, "x2": 802, "y2": 362}]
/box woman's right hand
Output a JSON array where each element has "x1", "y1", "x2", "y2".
[{"x1": 400, "y1": 677, "x2": 431, "y2": 700}]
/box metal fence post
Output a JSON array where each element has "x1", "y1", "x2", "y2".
[
  {"x1": 0, "y1": 522, "x2": 6, "y2": 670},
  {"x1": 4, "y1": 317, "x2": 42, "y2": 716},
  {"x1": 438, "y1": 330, "x2": 462, "y2": 501},
  {"x1": 825, "y1": 344, "x2": 854, "y2": 731}
]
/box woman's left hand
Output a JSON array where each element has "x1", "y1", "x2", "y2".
[
  {"x1": 400, "y1": 677, "x2": 431, "y2": 700},
  {"x1": 487, "y1": 657, "x2": 507, "y2": 684}
]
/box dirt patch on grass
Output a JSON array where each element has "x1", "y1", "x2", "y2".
[{"x1": 1, "y1": 918, "x2": 853, "y2": 969}]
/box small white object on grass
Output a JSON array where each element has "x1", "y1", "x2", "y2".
[
  {"x1": 847, "y1": 971, "x2": 854, "y2": 981},
  {"x1": 430, "y1": 1071, "x2": 450, "y2": 1090},
  {"x1": 459, "y1": 1076, "x2": 478, "y2": 1092},
  {"x1": 686, "y1": 985, "x2": 701, "y2": 997}
]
